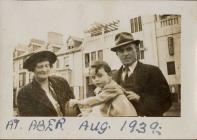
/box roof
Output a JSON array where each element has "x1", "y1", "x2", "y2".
[
  {"x1": 66, "y1": 36, "x2": 83, "y2": 43},
  {"x1": 30, "y1": 39, "x2": 46, "y2": 45},
  {"x1": 14, "y1": 44, "x2": 28, "y2": 52}
]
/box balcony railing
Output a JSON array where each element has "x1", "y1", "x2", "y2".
[{"x1": 160, "y1": 17, "x2": 179, "y2": 27}]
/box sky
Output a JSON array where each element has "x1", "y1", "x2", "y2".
[
  {"x1": 0, "y1": 1, "x2": 196, "y2": 50},
  {"x1": 1, "y1": 1, "x2": 121, "y2": 49}
]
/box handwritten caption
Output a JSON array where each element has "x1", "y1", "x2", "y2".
[{"x1": 5, "y1": 118, "x2": 162, "y2": 135}]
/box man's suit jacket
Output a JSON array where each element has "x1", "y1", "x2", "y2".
[
  {"x1": 17, "y1": 76, "x2": 80, "y2": 116},
  {"x1": 113, "y1": 61, "x2": 172, "y2": 116}
]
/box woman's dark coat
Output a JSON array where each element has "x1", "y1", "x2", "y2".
[{"x1": 17, "y1": 76, "x2": 80, "y2": 116}]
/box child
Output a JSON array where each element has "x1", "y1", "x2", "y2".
[{"x1": 70, "y1": 61, "x2": 137, "y2": 117}]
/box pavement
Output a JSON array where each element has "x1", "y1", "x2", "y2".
[{"x1": 163, "y1": 102, "x2": 181, "y2": 117}]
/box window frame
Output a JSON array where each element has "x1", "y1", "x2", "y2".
[{"x1": 167, "y1": 61, "x2": 176, "y2": 75}]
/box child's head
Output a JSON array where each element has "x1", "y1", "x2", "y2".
[{"x1": 90, "y1": 61, "x2": 112, "y2": 88}]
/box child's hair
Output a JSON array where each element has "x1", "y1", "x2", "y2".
[{"x1": 91, "y1": 60, "x2": 112, "y2": 76}]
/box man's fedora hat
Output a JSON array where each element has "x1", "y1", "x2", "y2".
[
  {"x1": 23, "y1": 50, "x2": 57, "y2": 72},
  {"x1": 111, "y1": 32, "x2": 140, "y2": 52}
]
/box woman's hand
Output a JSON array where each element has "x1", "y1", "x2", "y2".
[{"x1": 69, "y1": 99, "x2": 78, "y2": 107}]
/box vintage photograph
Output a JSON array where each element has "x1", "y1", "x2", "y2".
[
  {"x1": 13, "y1": 14, "x2": 181, "y2": 117},
  {"x1": 2, "y1": 0, "x2": 197, "y2": 139}
]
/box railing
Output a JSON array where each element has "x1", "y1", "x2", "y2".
[
  {"x1": 85, "y1": 30, "x2": 117, "y2": 43},
  {"x1": 160, "y1": 17, "x2": 179, "y2": 27},
  {"x1": 85, "y1": 34, "x2": 102, "y2": 42}
]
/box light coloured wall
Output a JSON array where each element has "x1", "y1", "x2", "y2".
[
  {"x1": 157, "y1": 33, "x2": 181, "y2": 85},
  {"x1": 13, "y1": 60, "x2": 19, "y2": 89},
  {"x1": 54, "y1": 54, "x2": 73, "y2": 85},
  {"x1": 156, "y1": 16, "x2": 181, "y2": 85},
  {"x1": 55, "y1": 50, "x2": 83, "y2": 99},
  {"x1": 123, "y1": 15, "x2": 159, "y2": 66},
  {"x1": 83, "y1": 31, "x2": 121, "y2": 72},
  {"x1": 72, "y1": 51, "x2": 83, "y2": 99},
  {"x1": 73, "y1": 52, "x2": 83, "y2": 86}
]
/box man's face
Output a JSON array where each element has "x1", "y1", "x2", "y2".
[
  {"x1": 90, "y1": 67, "x2": 111, "y2": 88},
  {"x1": 34, "y1": 61, "x2": 51, "y2": 81},
  {"x1": 116, "y1": 43, "x2": 138, "y2": 66}
]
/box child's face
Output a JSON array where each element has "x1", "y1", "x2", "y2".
[{"x1": 90, "y1": 67, "x2": 111, "y2": 88}]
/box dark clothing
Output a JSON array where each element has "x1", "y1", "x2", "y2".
[
  {"x1": 113, "y1": 61, "x2": 172, "y2": 116},
  {"x1": 17, "y1": 76, "x2": 80, "y2": 116}
]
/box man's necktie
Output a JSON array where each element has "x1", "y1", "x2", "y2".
[{"x1": 124, "y1": 66, "x2": 130, "y2": 83}]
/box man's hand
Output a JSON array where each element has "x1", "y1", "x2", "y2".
[{"x1": 124, "y1": 90, "x2": 140, "y2": 101}]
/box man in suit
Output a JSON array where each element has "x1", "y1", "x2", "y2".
[
  {"x1": 111, "y1": 32, "x2": 172, "y2": 116},
  {"x1": 17, "y1": 50, "x2": 80, "y2": 116}
]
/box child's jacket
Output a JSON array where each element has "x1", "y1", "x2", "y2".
[{"x1": 78, "y1": 80, "x2": 137, "y2": 116}]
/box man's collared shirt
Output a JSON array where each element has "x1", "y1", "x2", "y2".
[{"x1": 121, "y1": 61, "x2": 137, "y2": 81}]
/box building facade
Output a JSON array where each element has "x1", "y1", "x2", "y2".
[
  {"x1": 54, "y1": 36, "x2": 84, "y2": 99},
  {"x1": 82, "y1": 20, "x2": 122, "y2": 97},
  {"x1": 82, "y1": 15, "x2": 181, "y2": 102}
]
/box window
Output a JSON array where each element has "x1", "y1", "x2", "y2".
[
  {"x1": 130, "y1": 19, "x2": 134, "y2": 33},
  {"x1": 67, "y1": 39, "x2": 74, "y2": 49},
  {"x1": 140, "y1": 40, "x2": 144, "y2": 48},
  {"x1": 19, "y1": 73, "x2": 26, "y2": 87},
  {"x1": 85, "y1": 51, "x2": 102, "y2": 67},
  {"x1": 56, "y1": 58, "x2": 59, "y2": 68},
  {"x1": 140, "y1": 50, "x2": 145, "y2": 59},
  {"x1": 29, "y1": 73, "x2": 33, "y2": 82},
  {"x1": 130, "y1": 16, "x2": 143, "y2": 33},
  {"x1": 85, "y1": 53, "x2": 90, "y2": 68},
  {"x1": 86, "y1": 76, "x2": 96, "y2": 97},
  {"x1": 137, "y1": 51, "x2": 140, "y2": 60},
  {"x1": 167, "y1": 61, "x2": 176, "y2": 75},
  {"x1": 134, "y1": 18, "x2": 138, "y2": 32},
  {"x1": 168, "y1": 37, "x2": 174, "y2": 56},
  {"x1": 64, "y1": 56, "x2": 69, "y2": 67},
  {"x1": 138, "y1": 16, "x2": 142, "y2": 31},
  {"x1": 98, "y1": 50, "x2": 103, "y2": 61},
  {"x1": 139, "y1": 41, "x2": 145, "y2": 59},
  {"x1": 13, "y1": 62, "x2": 16, "y2": 72},
  {"x1": 91, "y1": 52, "x2": 96, "y2": 63}
]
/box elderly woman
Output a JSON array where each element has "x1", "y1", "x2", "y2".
[{"x1": 17, "y1": 50, "x2": 80, "y2": 116}]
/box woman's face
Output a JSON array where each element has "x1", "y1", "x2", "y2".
[
  {"x1": 90, "y1": 67, "x2": 111, "y2": 88},
  {"x1": 34, "y1": 61, "x2": 51, "y2": 81}
]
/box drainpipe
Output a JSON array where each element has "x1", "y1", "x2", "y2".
[{"x1": 154, "y1": 15, "x2": 160, "y2": 67}]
